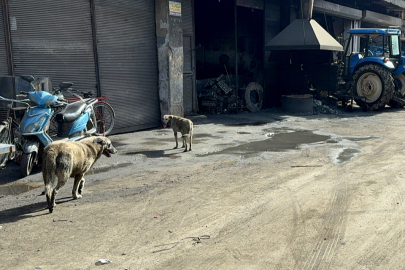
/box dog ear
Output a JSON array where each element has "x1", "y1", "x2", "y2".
[{"x1": 93, "y1": 137, "x2": 107, "y2": 146}]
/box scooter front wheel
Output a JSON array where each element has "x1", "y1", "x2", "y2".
[{"x1": 21, "y1": 152, "x2": 36, "y2": 177}]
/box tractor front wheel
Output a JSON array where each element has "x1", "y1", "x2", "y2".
[{"x1": 353, "y1": 64, "x2": 394, "y2": 110}]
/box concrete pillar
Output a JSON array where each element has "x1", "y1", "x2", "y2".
[
  {"x1": 343, "y1": 19, "x2": 360, "y2": 53},
  {"x1": 352, "y1": 20, "x2": 360, "y2": 52},
  {"x1": 155, "y1": 0, "x2": 184, "y2": 118}
]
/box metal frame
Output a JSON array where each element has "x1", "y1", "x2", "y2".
[{"x1": 1, "y1": 0, "x2": 13, "y2": 75}]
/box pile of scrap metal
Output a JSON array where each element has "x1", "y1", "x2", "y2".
[
  {"x1": 197, "y1": 74, "x2": 244, "y2": 114},
  {"x1": 197, "y1": 74, "x2": 266, "y2": 114}
]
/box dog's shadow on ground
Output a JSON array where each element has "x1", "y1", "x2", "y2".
[
  {"x1": 0, "y1": 196, "x2": 74, "y2": 224},
  {"x1": 126, "y1": 149, "x2": 184, "y2": 159}
]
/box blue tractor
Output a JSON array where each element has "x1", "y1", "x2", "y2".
[{"x1": 338, "y1": 26, "x2": 405, "y2": 110}]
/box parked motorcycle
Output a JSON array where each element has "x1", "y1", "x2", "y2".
[{"x1": 18, "y1": 75, "x2": 98, "y2": 176}]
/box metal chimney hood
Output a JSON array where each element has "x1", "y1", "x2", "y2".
[{"x1": 264, "y1": 18, "x2": 343, "y2": 51}]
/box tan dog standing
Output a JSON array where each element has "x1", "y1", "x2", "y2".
[
  {"x1": 162, "y1": 115, "x2": 193, "y2": 152},
  {"x1": 42, "y1": 136, "x2": 117, "y2": 213}
]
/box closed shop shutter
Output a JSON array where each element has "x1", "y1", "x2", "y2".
[
  {"x1": 7, "y1": 0, "x2": 97, "y2": 92},
  {"x1": 0, "y1": 3, "x2": 9, "y2": 76},
  {"x1": 183, "y1": 35, "x2": 193, "y2": 113},
  {"x1": 95, "y1": 0, "x2": 160, "y2": 133},
  {"x1": 182, "y1": 0, "x2": 195, "y2": 114},
  {"x1": 183, "y1": 73, "x2": 193, "y2": 112},
  {"x1": 182, "y1": 0, "x2": 193, "y2": 34}
]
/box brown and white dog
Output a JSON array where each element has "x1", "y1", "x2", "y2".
[
  {"x1": 162, "y1": 115, "x2": 193, "y2": 152},
  {"x1": 42, "y1": 136, "x2": 117, "y2": 213}
]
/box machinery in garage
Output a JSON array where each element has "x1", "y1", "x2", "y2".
[
  {"x1": 265, "y1": 21, "x2": 405, "y2": 112},
  {"x1": 335, "y1": 26, "x2": 405, "y2": 111}
]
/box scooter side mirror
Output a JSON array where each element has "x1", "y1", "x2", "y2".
[{"x1": 21, "y1": 75, "x2": 35, "y2": 83}]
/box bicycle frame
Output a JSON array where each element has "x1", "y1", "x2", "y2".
[
  {"x1": 51, "y1": 87, "x2": 115, "y2": 136},
  {"x1": 66, "y1": 95, "x2": 115, "y2": 136},
  {"x1": 0, "y1": 96, "x2": 31, "y2": 164}
]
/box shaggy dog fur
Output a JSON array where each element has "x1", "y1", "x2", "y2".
[{"x1": 42, "y1": 136, "x2": 117, "y2": 213}]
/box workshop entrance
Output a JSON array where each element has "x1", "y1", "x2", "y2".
[{"x1": 194, "y1": 0, "x2": 264, "y2": 114}]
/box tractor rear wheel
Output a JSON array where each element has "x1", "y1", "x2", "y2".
[{"x1": 353, "y1": 64, "x2": 394, "y2": 110}]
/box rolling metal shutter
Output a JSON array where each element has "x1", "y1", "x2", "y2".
[
  {"x1": 182, "y1": 0, "x2": 195, "y2": 114},
  {"x1": 95, "y1": 0, "x2": 160, "y2": 133},
  {"x1": 182, "y1": 0, "x2": 193, "y2": 34},
  {"x1": 7, "y1": 0, "x2": 97, "y2": 92},
  {"x1": 0, "y1": 3, "x2": 8, "y2": 76},
  {"x1": 183, "y1": 36, "x2": 193, "y2": 113}
]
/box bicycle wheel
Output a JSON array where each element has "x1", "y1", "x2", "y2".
[
  {"x1": 93, "y1": 102, "x2": 114, "y2": 136},
  {"x1": 0, "y1": 122, "x2": 11, "y2": 167}
]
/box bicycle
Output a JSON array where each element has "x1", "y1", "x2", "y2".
[
  {"x1": 0, "y1": 95, "x2": 30, "y2": 167},
  {"x1": 51, "y1": 84, "x2": 115, "y2": 136}
]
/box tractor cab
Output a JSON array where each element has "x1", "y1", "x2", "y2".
[{"x1": 341, "y1": 27, "x2": 402, "y2": 78}]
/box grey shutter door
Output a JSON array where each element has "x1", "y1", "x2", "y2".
[
  {"x1": 182, "y1": 0, "x2": 195, "y2": 114},
  {"x1": 95, "y1": 0, "x2": 160, "y2": 133},
  {"x1": 182, "y1": 0, "x2": 193, "y2": 34},
  {"x1": 183, "y1": 36, "x2": 193, "y2": 113},
  {"x1": 0, "y1": 4, "x2": 9, "y2": 76},
  {"x1": 8, "y1": 0, "x2": 97, "y2": 92}
]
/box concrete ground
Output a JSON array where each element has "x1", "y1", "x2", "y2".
[{"x1": 1, "y1": 106, "x2": 405, "y2": 269}]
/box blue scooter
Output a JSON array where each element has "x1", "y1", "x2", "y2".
[{"x1": 18, "y1": 76, "x2": 98, "y2": 176}]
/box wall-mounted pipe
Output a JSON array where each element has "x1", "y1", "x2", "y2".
[{"x1": 301, "y1": 0, "x2": 315, "y2": 19}]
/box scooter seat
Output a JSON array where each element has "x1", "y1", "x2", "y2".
[{"x1": 56, "y1": 101, "x2": 86, "y2": 122}]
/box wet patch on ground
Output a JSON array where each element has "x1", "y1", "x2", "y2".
[
  {"x1": 344, "y1": 136, "x2": 378, "y2": 142},
  {"x1": 198, "y1": 130, "x2": 330, "y2": 157},
  {"x1": 199, "y1": 127, "x2": 377, "y2": 164},
  {"x1": 237, "y1": 131, "x2": 252, "y2": 135},
  {"x1": 336, "y1": 149, "x2": 362, "y2": 164},
  {"x1": 328, "y1": 148, "x2": 363, "y2": 165},
  {"x1": 326, "y1": 136, "x2": 377, "y2": 164},
  {"x1": 0, "y1": 182, "x2": 43, "y2": 196},
  {"x1": 225, "y1": 121, "x2": 269, "y2": 127},
  {"x1": 262, "y1": 127, "x2": 292, "y2": 133},
  {"x1": 193, "y1": 133, "x2": 222, "y2": 139}
]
